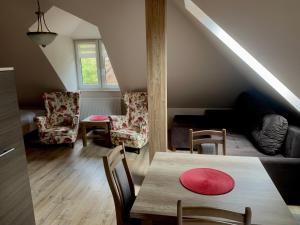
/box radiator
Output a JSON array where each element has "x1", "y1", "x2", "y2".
[{"x1": 80, "y1": 97, "x2": 122, "y2": 120}]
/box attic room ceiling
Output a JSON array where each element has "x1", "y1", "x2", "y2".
[
  {"x1": 184, "y1": 0, "x2": 300, "y2": 112},
  {"x1": 2, "y1": 0, "x2": 299, "y2": 110}
]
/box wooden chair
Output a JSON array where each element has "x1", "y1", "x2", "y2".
[
  {"x1": 189, "y1": 129, "x2": 227, "y2": 155},
  {"x1": 103, "y1": 144, "x2": 138, "y2": 225},
  {"x1": 177, "y1": 200, "x2": 252, "y2": 225}
]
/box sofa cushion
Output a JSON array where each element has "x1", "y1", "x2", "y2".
[
  {"x1": 284, "y1": 126, "x2": 300, "y2": 158},
  {"x1": 251, "y1": 114, "x2": 288, "y2": 155},
  {"x1": 225, "y1": 132, "x2": 283, "y2": 157}
]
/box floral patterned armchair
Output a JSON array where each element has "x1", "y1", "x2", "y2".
[
  {"x1": 35, "y1": 92, "x2": 80, "y2": 145},
  {"x1": 109, "y1": 92, "x2": 148, "y2": 150}
]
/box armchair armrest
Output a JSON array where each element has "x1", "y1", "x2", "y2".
[
  {"x1": 109, "y1": 115, "x2": 128, "y2": 130},
  {"x1": 34, "y1": 116, "x2": 49, "y2": 131}
]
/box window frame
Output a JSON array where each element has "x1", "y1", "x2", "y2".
[{"x1": 74, "y1": 39, "x2": 119, "y2": 91}]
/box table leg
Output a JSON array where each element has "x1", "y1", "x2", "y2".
[
  {"x1": 82, "y1": 124, "x2": 87, "y2": 147},
  {"x1": 104, "y1": 122, "x2": 112, "y2": 147}
]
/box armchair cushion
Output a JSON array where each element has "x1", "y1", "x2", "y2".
[
  {"x1": 38, "y1": 130, "x2": 76, "y2": 144},
  {"x1": 41, "y1": 126, "x2": 77, "y2": 136},
  {"x1": 111, "y1": 129, "x2": 147, "y2": 149},
  {"x1": 49, "y1": 114, "x2": 74, "y2": 127}
]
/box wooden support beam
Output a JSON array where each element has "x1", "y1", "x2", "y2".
[{"x1": 145, "y1": 0, "x2": 167, "y2": 162}]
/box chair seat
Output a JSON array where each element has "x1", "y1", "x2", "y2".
[{"x1": 43, "y1": 126, "x2": 76, "y2": 136}]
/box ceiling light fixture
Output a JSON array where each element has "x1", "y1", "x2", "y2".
[{"x1": 27, "y1": 0, "x2": 57, "y2": 47}]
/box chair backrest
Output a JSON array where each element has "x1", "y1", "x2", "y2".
[
  {"x1": 177, "y1": 200, "x2": 252, "y2": 225},
  {"x1": 189, "y1": 129, "x2": 227, "y2": 155},
  {"x1": 124, "y1": 92, "x2": 148, "y2": 131},
  {"x1": 43, "y1": 92, "x2": 80, "y2": 126},
  {"x1": 103, "y1": 144, "x2": 135, "y2": 225}
]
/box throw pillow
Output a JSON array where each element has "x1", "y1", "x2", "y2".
[{"x1": 251, "y1": 114, "x2": 288, "y2": 155}]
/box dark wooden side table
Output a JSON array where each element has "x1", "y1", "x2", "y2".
[{"x1": 80, "y1": 116, "x2": 112, "y2": 147}]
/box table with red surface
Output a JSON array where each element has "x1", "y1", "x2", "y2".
[{"x1": 80, "y1": 115, "x2": 111, "y2": 147}]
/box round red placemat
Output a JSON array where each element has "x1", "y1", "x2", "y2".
[
  {"x1": 179, "y1": 168, "x2": 235, "y2": 195},
  {"x1": 89, "y1": 115, "x2": 109, "y2": 121}
]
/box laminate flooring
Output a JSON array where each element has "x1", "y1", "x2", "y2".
[{"x1": 26, "y1": 139, "x2": 149, "y2": 225}]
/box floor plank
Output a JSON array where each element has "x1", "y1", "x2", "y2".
[{"x1": 26, "y1": 139, "x2": 149, "y2": 225}]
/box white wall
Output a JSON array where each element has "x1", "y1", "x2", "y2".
[
  {"x1": 72, "y1": 20, "x2": 101, "y2": 40},
  {"x1": 41, "y1": 35, "x2": 78, "y2": 91}
]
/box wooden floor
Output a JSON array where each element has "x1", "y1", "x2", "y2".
[
  {"x1": 26, "y1": 139, "x2": 149, "y2": 225},
  {"x1": 26, "y1": 139, "x2": 300, "y2": 225}
]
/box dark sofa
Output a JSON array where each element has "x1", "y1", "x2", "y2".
[{"x1": 170, "y1": 91, "x2": 300, "y2": 204}]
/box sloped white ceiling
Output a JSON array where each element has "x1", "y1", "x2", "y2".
[
  {"x1": 167, "y1": 0, "x2": 252, "y2": 107},
  {"x1": 182, "y1": 0, "x2": 300, "y2": 112},
  {"x1": 180, "y1": 0, "x2": 300, "y2": 112},
  {"x1": 71, "y1": 20, "x2": 101, "y2": 39}
]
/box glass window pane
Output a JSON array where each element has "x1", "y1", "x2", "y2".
[
  {"x1": 102, "y1": 44, "x2": 119, "y2": 87},
  {"x1": 80, "y1": 57, "x2": 99, "y2": 85},
  {"x1": 78, "y1": 43, "x2": 97, "y2": 57}
]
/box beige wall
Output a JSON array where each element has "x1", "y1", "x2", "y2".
[
  {"x1": 0, "y1": 0, "x2": 65, "y2": 106},
  {"x1": 191, "y1": 0, "x2": 300, "y2": 100},
  {"x1": 167, "y1": 1, "x2": 251, "y2": 108}
]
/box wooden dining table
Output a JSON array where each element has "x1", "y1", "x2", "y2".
[{"x1": 130, "y1": 152, "x2": 297, "y2": 225}]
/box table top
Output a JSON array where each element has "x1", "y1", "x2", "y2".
[
  {"x1": 81, "y1": 115, "x2": 110, "y2": 124},
  {"x1": 131, "y1": 152, "x2": 297, "y2": 225}
]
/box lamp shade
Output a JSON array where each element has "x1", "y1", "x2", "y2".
[{"x1": 27, "y1": 32, "x2": 57, "y2": 47}]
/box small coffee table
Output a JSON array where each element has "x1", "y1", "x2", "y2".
[{"x1": 80, "y1": 116, "x2": 112, "y2": 147}]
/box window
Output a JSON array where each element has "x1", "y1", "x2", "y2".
[{"x1": 75, "y1": 40, "x2": 119, "y2": 90}]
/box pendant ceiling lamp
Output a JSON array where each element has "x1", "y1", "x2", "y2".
[{"x1": 27, "y1": 0, "x2": 57, "y2": 47}]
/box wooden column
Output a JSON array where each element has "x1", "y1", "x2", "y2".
[{"x1": 145, "y1": 0, "x2": 167, "y2": 162}]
